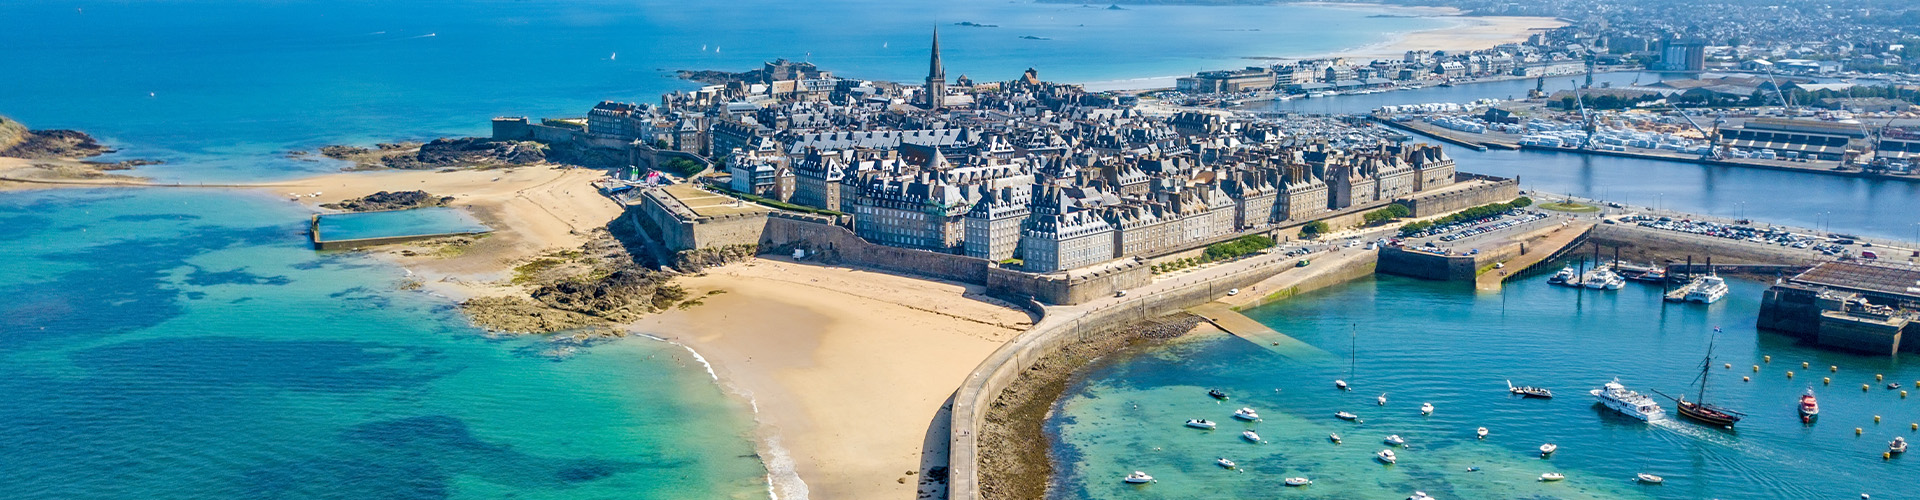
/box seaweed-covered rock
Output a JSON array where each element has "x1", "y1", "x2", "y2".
[
  {"x1": 383, "y1": 137, "x2": 547, "y2": 169},
  {"x1": 320, "y1": 190, "x2": 454, "y2": 212},
  {"x1": 530, "y1": 266, "x2": 687, "y2": 323}
]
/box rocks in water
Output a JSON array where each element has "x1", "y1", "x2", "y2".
[
  {"x1": 312, "y1": 137, "x2": 550, "y2": 170},
  {"x1": 459, "y1": 296, "x2": 602, "y2": 335},
  {"x1": 0, "y1": 116, "x2": 114, "y2": 160},
  {"x1": 320, "y1": 190, "x2": 454, "y2": 212},
  {"x1": 530, "y1": 266, "x2": 687, "y2": 324}
]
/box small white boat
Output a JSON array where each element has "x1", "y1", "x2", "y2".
[
  {"x1": 1329, "y1": 433, "x2": 1342, "y2": 443},
  {"x1": 1216, "y1": 457, "x2": 1236, "y2": 469},
  {"x1": 1242, "y1": 430, "x2": 1262, "y2": 443},
  {"x1": 1376, "y1": 449, "x2": 1397, "y2": 464},
  {"x1": 1476, "y1": 427, "x2": 1488, "y2": 439},
  {"x1": 1335, "y1": 379, "x2": 1349, "y2": 390},
  {"x1": 1892, "y1": 437, "x2": 1909, "y2": 454},
  {"x1": 1123, "y1": 471, "x2": 1154, "y2": 484},
  {"x1": 1336, "y1": 411, "x2": 1359, "y2": 421},
  {"x1": 1635, "y1": 473, "x2": 1664, "y2": 484},
  {"x1": 1378, "y1": 393, "x2": 1389, "y2": 406},
  {"x1": 1285, "y1": 477, "x2": 1313, "y2": 486},
  {"x1": 1185, "y1": 419, "x2": 1216, "y2": 430},
  {"x1": 1233, "y1": 407, "x2": 1261, "y2": 421},
  {"x1": 1384, "y1": 434, "x2": 1407, "y2": 446},
  {"x1": 1540, "y1": 472, "x2": 1566, "y2": 482},
  {"x1": 1407, "y1": 492, "x2": 1433, "y2": 500},
  {"x1": 1421, "y1": 403, "x2": 1434, "y2": 415},
  {"x1": 1539, "y1": 443, "x2": 1559, "y2": 456}
]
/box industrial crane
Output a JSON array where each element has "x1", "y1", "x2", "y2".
[
  {"x1": 1572, "y1": 79, "x2": 1597, "y2": 149},
  {"x1": 1665, "y1": 101, "x2": 1722, "y2": 160}
]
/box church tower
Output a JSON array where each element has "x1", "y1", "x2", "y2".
[{"x1": 924, "y1": 27, "x2": 946, "y2": 109}]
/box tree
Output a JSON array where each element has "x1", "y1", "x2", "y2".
[
  {"x1": 1300, "y1": 221, "x2": 1330, "y2": 238},
  {"x1": 1511, "y1": 196, "x2": 1533, "y2": 208}
]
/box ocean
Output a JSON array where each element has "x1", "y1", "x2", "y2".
[
  {"x1": 0, "y1": 1, "x2": 1465, "y2": 497},
  {"x1": 1049, "y1": 275, "x2": 1919, "y2": 499}
]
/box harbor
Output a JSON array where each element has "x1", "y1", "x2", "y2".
[{"x1": 1049, "y1": 272, "x2": 1920, "y2": 500}]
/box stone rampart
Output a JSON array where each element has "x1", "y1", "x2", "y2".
[
  {"x1": 985, "y1": 261, "x2": 1153, "y2": 305},
  {"x1": 1397, "y1": 175, "x2": 1520, "y2": 217},
  {"x1": 761, "y1": 214, "x2": 992, "y2": 284}
]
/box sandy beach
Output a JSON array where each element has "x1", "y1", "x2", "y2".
[
  {"x1": 633, "y1": 258, "x2": 1032, "y2": 500},
  {"x1": 275, "y1": 165, "x2": 627, "y2": 299}
]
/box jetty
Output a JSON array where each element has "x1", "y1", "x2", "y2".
[{"x1": 1193, "y1": 302, "x2": 1334, "y2": 360}]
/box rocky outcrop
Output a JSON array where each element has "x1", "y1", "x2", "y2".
[
  {"x1": 320, "y1": 190, "x2": 454, "y2": 212},
  {"x1": 0, "y1": 116, "x2": 113, "y2": 160},
  {"x1": 314, "y1": 138, "x2": 548, "y2": 170},
  {"x1": 673, "y1": 244, "x2": 757, "y2": 272},
  {"x1": 460, "y1": 296, "x2": 604, "y2": 334},
  {"x1": 530, "y1": 266, "x2": 687, "y2": 323}
]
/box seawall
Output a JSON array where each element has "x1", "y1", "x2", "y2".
[{"x1": 947, "y1": 250, "x2": 1381, "y2": 500}]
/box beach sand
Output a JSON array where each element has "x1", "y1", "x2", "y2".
[
  {"x1": 634, "y1": 258, "x2": 1033, "y2": 500},
  {"x1": 275, "y1": 165, "x2": 626, "y2": 299}
]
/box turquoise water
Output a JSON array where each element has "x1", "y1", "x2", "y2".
[
  {"x1": 1051, "y1": 275, "x2": 1918, "y2": 499},
  {"x1": 0, "y1": 2, "x2": 1456, "y2": 497},
  {"x1": 316, "y1": 207, "x2": 489, "y2": 241},
  {"x1": 0, "y1": 189, "x2": 769, "y2": 499}
]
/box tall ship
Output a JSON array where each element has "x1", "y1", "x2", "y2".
[
  {"x1": 1661, "y1": 329, "x2": 1745, "y2": 428},
  {"x1": 1591, "y1": 378, "x2": 1665, "y2": 421}
]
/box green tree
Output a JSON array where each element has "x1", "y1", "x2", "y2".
[{"x1": 1300, "y1": 221, "x2": 1330, "y2": 238}]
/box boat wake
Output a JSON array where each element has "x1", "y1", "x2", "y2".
[{"x1": 1645, "y1": 418, "x2": 1823, "y2": 499}]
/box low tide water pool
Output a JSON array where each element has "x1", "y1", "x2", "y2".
[
  {"x1": 1049, "y1": 273, "x2": 1918, "y2": 500},
  {"x1": 314, "y1": 207, "x2": 489, "y2": 242}
]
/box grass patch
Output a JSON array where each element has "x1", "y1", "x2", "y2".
[
  {"x1": 512, "y1": 258, "x2": 563, "y2": 284},
  {"x1": 1539, "y1": 202, "x2": 1600, "y2": 213}
]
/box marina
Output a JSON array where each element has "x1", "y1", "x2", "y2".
[{"x1": 1049, "y1": 274, "x2": 1920, "y2": 500}]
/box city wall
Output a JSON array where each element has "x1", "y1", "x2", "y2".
[
  {"x1": 1396, "y1": 174, "x2": 1521, "y2": 217},
  {"x1": 946, "y1": 252, "x2": 1381, "y2": 500},
  {"x1": 985, "y1": 261, "x2": 1153, "y2": 305},
  {"x1": 629, "y1": 189, "x2": 770, "y2": 252},
  {"x1": 759, "y1": 213, "x2": 994, "y2": 284}
]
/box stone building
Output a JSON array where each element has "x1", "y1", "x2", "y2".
[
  {"x1": 963, "y1": 185, "x2": 1030, "y2": 261},
  {"x1": 1020, "y1": 186, "x2": 1115, "y2": 273}
]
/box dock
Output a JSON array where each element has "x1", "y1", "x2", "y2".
[
  {"x1": 1481, "y1": 221, "x2": 1595, "y2": 290},
  {"x1": 1191, "y1": 302, "x2": 1335, "y2": 360}
]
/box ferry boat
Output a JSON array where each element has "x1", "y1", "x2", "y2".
[
  {"x1": 1684, "y1": 275, "x2": 1729, "y2": 303},
  {"x1": 1123, "y1": 471, "x2": 1155, "y2": 484},
  {"x1": 1591, "y1": 378, "x2": 1666, "y2": 421},
  {"x1": 1799, "y1": 388, "x2": 1820, "y2": 422},
  {"x1": 1508, "y1": 380, "x2": 1554, "y2": 398},
  {"x1": 1233, "y1": 407, "x2": 1261, "y2": 421},
  {"x1": 1661, "y1": 330, "x2": 1745, "y2": 428},
  {"x1": 1185, "y1": 419, "x2": 1217, "y2": 429}
]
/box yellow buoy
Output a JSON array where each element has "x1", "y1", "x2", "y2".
[
  {"x1": 1803, "y1": 361, "x2": 1810, "y2": 368},
  {"x1": 1857, "y1": 427, "x2": 1865, "y2": 435},
  {"x1": 1911, "y1": 423, "x2": 1917, "y2": 430},
  {"x1": 1788, "y1": 371, "x2": 1795, "y2": 378},
  {"x1": 1724, "y1": 363, "x2": 1732, "y2": 369},
  {"x1": 1875, "y1": 415, "x2": 1883, "y2": 423},
  {"x1": 1832, "y1": 365, "x2": 1839, "y2": 372},
  {"x1": 1903, "y1": 390, "x2": 1909, "y2": 398},
  {"x1": 1743, "y1": 376, "x2": 1751, "y2": 382},
  {"x1": 1877, "y1": 374, "x2": 1885, "y2": 381},
  {"x1": 1825, "y1": 377, "x2": 1832, "y2": 384},
  {"x1": 1865, "y1": 384, "x2": 1873, "y2": 391},
  {"x1": 1765, "y1": 355, "x2": 1772, "y2": 363}
]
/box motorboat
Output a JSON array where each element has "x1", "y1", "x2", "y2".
[
  {"x1": 1682, "y1": 275, "x2": 1730, "y2": 303},
  {"x1": 1185, "y1": 419, "x2": 1217, "y2": 430},
  {"x1": 1539, "y1": 472, "x2": 1566, "y2": 482},
  {"x1": 1635, "y1": 473, "x2": 1664, "y2": 484},
  {"x1": 1582, "y1": 269, "x2": 1614, "y2": 289},
  {"x1": 1376, "y1": 449, "x2": 1397, "y2": 464},
  {"x1": 1539, "y1": 443, "x2": 1558, "y2": 456},
  {"x1": 1328, "y1": 433, "x2": 1342, "y2": 443},
  {"x1": 1888, "y1": 382, "x2": 1903, "y2": 390},
  {"x1": 1407, "y1": 492, "x2": 1434, "y2": 500},
  {"x1": 1591, "y1": 378, "x2": 1666, "y2": 421},
  {"x1": 1384, "y1": 434, "x2": 1407, "y2": 446},
  {"x1": 1893, "y1": 437, "x2": 1909, "y2": 455},
  {"x1": 1548, "y1": 266, "x2": 1576, "y2": 285},
  {"x1": 1123, "y1": 471, "x2": 1154, "y2": 484},
  {"x1": 1336, "y1": 411, "x2": 1359, "y2": 421},
  {"x1": 1508, "y1": 380, "x2": 1554, "y2": 398},
  {"x1": 1799, "y1": 388, "x2": 1820, "y2": 422},
  {"x1": 1233, "y1": 407, "x2": 1261, "y2": 421},
  {"x1": 1335, "y1": 379, "x2": 1350, "y2": 391},
  {"x1": 1285, "y1": 477, "x2": 1312, "y2": 486},
  {"x1": 1378, "y1": 393, "x2": 1388, "y2": 406},
  {"x1": 1242, "y1": 430, "x2": 1262, "y2": 443},
  {"x1": 1476, "y1": 427, "x2": 1488, "y2": 439},
  {"x1": 1216, "y1": 457, "x2": 1237, "y2": 469},
  {"x1": 1421, "y1": 403, "x2": 1434, "y2": 415},
  {"x1": 1209, "y1": 389, "x2": 1228, "y2": 400}
]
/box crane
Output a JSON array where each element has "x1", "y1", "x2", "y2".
[
  {"x1": 1760, "y1": 66, "x2": 1796, "y2": 114},
  {"x1": 1664, "y1": 101, "x2": 1721, "y2": 160},
  {"x1": 1572, "y1": 79, "x2": 1597, "y2": 149}
]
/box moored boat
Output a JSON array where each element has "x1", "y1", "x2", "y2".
[
  {"x1": 1539, "y1": 472, "x2": 1566, "y2": 482},
  {"x1": 1799, "y1": 388, "x2": 1820, "y2": 422},
  {"x1": 1123, "y1": 471, "x2": 1154, "y2": 484},
  {"x1": 1285, "y1": 477, "x2": 1312, "y2": 486},
  {"x1": 1233, "y1": 407, "x2": 1261, "y2": 421},
  {"x1": 1539, "y1": 443, "x2": 1558, "y2": 456},
  {"x1": 1376, "y1": 449, "x2": 1397, "y2": 464},
  {"x1": 1420, "y1": 402, "x2": 1434, "y2": 415},
  {"x1": 1185, "y1": 419, "x2": 1217, "y2": 430},
  {"x1": 1476, "y1": 427, "x2": 1488, "y2": 439},
  {"x1": 1407, "y1": 492, "x2": 1433, "y2": 500},
  {"x1": 1336, "y1": 411, "x2": 1359, "y2": 421},
  {"x1": 1336, "y1": 379, "x2": 1350, "y2": 391},
  {"x1": 1209, "y1": 389, "x2": 1228, "y2": 400},
  {"x1": 1384, "y1": 434, "x2": 1406, "y2": 446},
  {"x1": 1893, "y1": 437, "x2": 1909, "y2": 455},
  {"x1": 1378, "y1": 393, "x2": 1388, "y2": 406},
  {"x1": 1508, "y1": 380, "x2": 1554, "y2": 398},
  {"x1": 1242, "y1": 430, "x2": 1261, "y2": 443},
  {"x1": 1216, "y1": 457, "x2": 1236, "y2": 469},
  {"x1": 1548, "y1": 266, "x2": 1576, "y2": 284},
  {"x1": 1329, "y1": 433, "x2": 1342, "y2": 443},
  {"x1": 1635, "y1": 473, "x2": 1664, "y2": 484}
]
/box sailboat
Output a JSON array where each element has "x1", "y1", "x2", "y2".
[{"x1": 1658, "y1": 328, "x2": 1746, "y2": 428}]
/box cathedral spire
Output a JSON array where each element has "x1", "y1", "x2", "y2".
[{"x1": 924, "y1": 26, "x2": 947, "y2": 109}]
